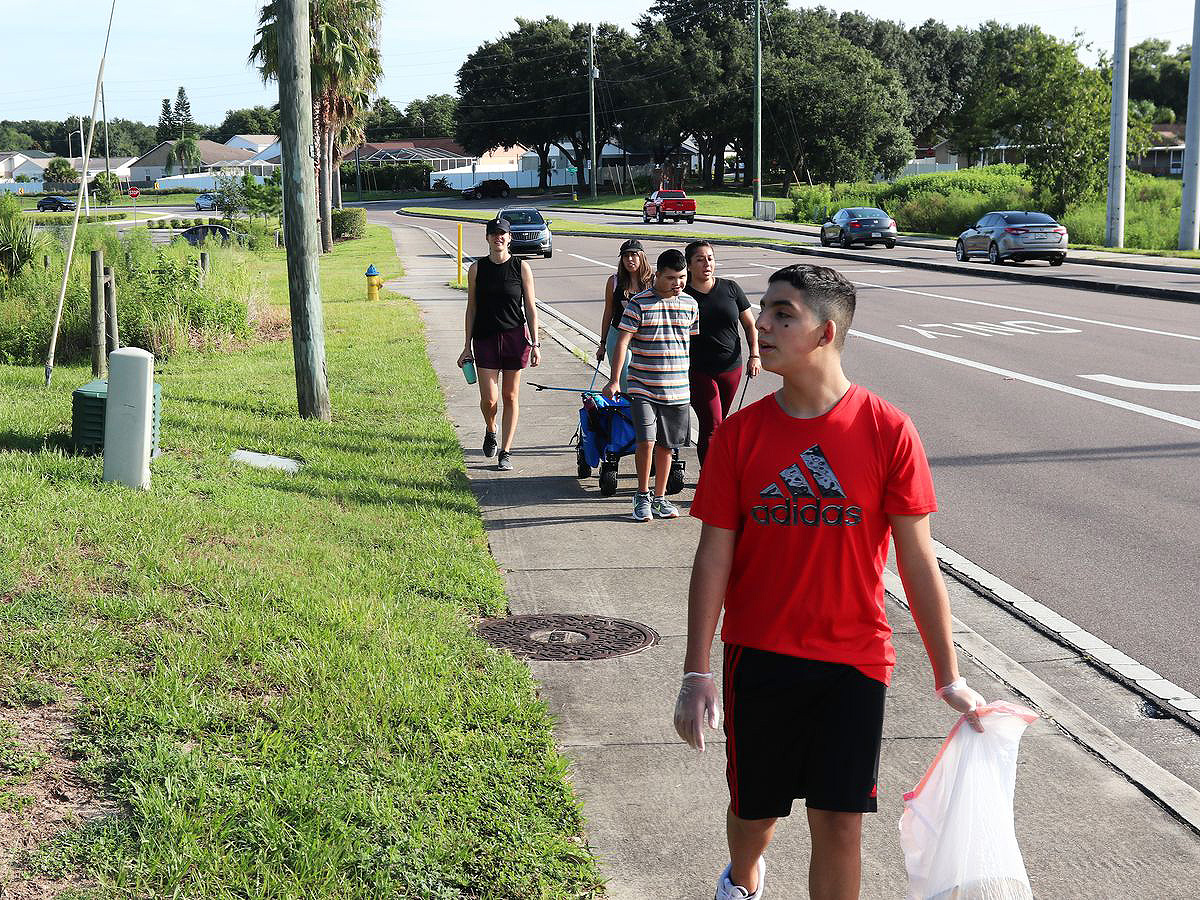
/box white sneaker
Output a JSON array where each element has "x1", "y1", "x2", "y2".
[{"x1": 714, "y1": 857, "x2": 765, "y2": 900}]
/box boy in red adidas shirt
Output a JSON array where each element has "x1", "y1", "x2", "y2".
[{"x1": 674, "y1": 265, "x2": 984, "y2": 900}]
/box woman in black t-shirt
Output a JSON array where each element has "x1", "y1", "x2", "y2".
[
  {"x1": 684, "y1": 240, "x2": 760, "y2": 465},
  {"x1": 457, "y1": 218, "x2": 541, "y2": 472},
  {"x1": 595, "y1": 238, "x2": 652, "y2": 392}
]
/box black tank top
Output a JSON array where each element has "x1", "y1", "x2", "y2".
[{"x1": 473, "y1": 256, "x2": 525, "y2": 338}]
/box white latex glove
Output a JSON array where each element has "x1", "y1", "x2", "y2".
[
  {"x1": 674, "y1": 672, "x2": 722, "y2": 751},
  {"x1": 937, "y1": 677, "x2": 986, "y2": 732}
]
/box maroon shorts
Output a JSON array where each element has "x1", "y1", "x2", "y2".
[{"x1": 472, "y1": 325, "x2": 530, "y2": 371}]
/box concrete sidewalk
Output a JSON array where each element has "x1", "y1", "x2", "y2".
[
  {"x1": 389, "y1": 222, "x2": 1200, "y2": 899},
  {"x1": 556, "y1": 205, "x2": 1200, "y2": 276}
]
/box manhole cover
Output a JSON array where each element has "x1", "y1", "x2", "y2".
[{"x1": 478, "y1": 614, "x2": 659, "y2": 661}]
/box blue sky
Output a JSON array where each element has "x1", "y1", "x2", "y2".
[{"x1": 1, "y1": 0, "x2": 1194, "y2": 126}]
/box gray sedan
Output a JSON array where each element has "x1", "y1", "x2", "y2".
[
  {"x1": 956, "y1": 211, "x2": 1067, "y2": 266},
  {"x1": 820, "y1": 207, "x2": 897, "y2": 248}
]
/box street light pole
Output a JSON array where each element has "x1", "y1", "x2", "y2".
[
  {"x1": 102, "y1": 82, "x2": 112, "y2": 206},
  {"x1": 79, "y1": 115, "x2": 90, "y2": 215},
  {"x1": 1105, "y1": 0, "x2": 1129, "y2": 247},
  {"x1": 753, "y1": 0, "x2": 762, "y2": 215},
  {"x1": 589, "y1": 24, "x2": 598, "y2": 199},
  {"x1": 1180, "y1": 0, "x2": 1200, "y2": 250}
]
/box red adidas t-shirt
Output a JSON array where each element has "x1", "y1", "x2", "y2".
[{"x1": 689, "y1": 385, "x2": 937, "y2": 685}]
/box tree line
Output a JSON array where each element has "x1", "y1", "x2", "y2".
[{"x1": 424, "y1": 2, "x2": 1169, "y2": 207}]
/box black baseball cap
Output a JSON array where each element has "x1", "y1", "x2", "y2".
[
  {"x1": 485, "y1": 218, "x2": 511, "y2": 235},
  {"x1": 619, "y1": 238, "x2": 644, "y2": 254}
]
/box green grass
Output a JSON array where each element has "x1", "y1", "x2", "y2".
[
  {"x1": 550, "y1": 185, "x2": 791, "y2": 219},
  {"x1": 0, "y1": 225, "x2": 603, "y2": 898}
]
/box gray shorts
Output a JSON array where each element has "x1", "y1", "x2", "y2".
[{"x1": 629, "y1": 396, "x2": 690, "y2": 449}]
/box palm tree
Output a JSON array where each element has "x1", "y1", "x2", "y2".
[
  {"x1": 250, "y1": 0, "x2": 381, "y2": 252},
  {"x1": 174, "y1": 134, "x2": 200, "y2": 175}
]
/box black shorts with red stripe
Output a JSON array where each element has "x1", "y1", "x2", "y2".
[{"x1": 723, "y1": 644, "x2": 886, "y2": 819}]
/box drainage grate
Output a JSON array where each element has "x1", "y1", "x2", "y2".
[{"x1": 478, "y1": 613, "x2": 659, "y2": 661}]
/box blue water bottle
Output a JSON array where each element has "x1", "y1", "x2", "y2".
[{"x1": 462, "y1": 357, "x2": 478, "y2": 385}]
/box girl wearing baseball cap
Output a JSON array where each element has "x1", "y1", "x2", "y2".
[{"x1": 596, "y1": 238, "x2": 652, "y2": 393}]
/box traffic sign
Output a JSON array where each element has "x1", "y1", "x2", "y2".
[
  {"x1": 128, "y1": 187, "x2": 140, "y2": 199},
  {"x1": 567, "y1": 167, "x2": 577, "y2": 175}
]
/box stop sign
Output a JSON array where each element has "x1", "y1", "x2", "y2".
[{"x1": 128, "y1": 187, "x2": 140, "y2": 199}]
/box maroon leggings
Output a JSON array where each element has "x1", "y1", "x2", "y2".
[{"x1": 690, "y1": 366, "x2": 743, "y2": 465}]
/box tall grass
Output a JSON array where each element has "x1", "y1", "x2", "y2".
[
  {"x1": 0, "y1": 225, "x2": 255, "y2": 365},
  {"x1": 1061, "y1": 173, "x2": 1182, "y2": 249}
]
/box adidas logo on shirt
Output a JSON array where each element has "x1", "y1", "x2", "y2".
[{"x1": 751, "y1": 444, "x2": 863, "y2": 527}]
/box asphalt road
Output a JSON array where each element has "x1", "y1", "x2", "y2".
[{"x1": 377, "y1": 206, "x2": 1200, "y2": 699}]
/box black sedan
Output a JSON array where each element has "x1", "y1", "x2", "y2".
[
  {"x1": 820, "y1": 207, "x2": 897, "y2": 248},
  {"x1": 36, "y1": 195, "x2": 77, "y2": 212},
  {"x1": 461, "y1": 179, "x2": 510, "y2": 200}
]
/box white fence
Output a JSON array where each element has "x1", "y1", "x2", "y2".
[
  {"x1": 430, "y1": 166, "x2": 588, "y2": 191},
  {"x1": 892, "y1": 159, "x2": 961, "y2": 179}
]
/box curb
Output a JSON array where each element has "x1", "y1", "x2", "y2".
[{"x1": 396, "y1": 209, "x2": 1200, "y2": 306}]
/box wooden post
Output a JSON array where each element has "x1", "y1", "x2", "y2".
[
  {"x1": 199, "y1": 251, "x2": 209, "y2": 285},
  {"x1": 103, "y1": 265, "x2": 119, "y2": 353},
  {"x1": 90, "y1": 250, "x2": 106, "y2": 378},
  {"x1": 278, "y1": 0, "x2": 331, "y2": 421},
  {"x1": 43, "y1": 254, "x2": 50, "y2": 269}
]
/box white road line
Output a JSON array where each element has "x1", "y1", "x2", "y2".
[
  {"x1": 1079, "y1": 374, "x2": 1200, "y2": 392},
  {"x1": 567, "y1": 252, "x2": 616, "y2": 269},
  {"x1": 852, "y1": 280, "x2": 1200, "y2": 343},
  {"x1": 851, "y1": 329, "x2": 1200, "y2": 432}
]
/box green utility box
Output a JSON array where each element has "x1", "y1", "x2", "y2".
[{"x1": 72, "y1": 379, "x2": 162, "y2": 457}]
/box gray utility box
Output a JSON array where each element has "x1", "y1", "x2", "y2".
[{"x1": 72, "y1": 379, "x2": 162, "y2": 457}]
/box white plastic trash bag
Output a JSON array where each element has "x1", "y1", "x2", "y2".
[{"x1": 899, "y1": 701, "x2": 1038, "y2": 900}]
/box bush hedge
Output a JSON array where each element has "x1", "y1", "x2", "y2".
[
  {"x1": 28, "y1": 211, "x2": 126, "y2": 225},
  {"x1": 331, "y1": 206, "x2": 366, "y2": 241},
  {"x1": 339, "y1": 161, "x2": 432, "y2": 192},
  {"x1": 790, "y1": 165, "x2": 1033, "y2": 235}
]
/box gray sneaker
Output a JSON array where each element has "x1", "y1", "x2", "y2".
[
  {"x1": 497, "y1": 450, "x2": 513, "y2": 471},
  {"x1": 631, "y1": 491, "x2": 652, "y2": 522},
  {"x1": 651, "y1": 495, "x2": 679, "y2": 519},
  {"x1": 482, "y1": 431, "x2": 498, "y2": 458},
  {"x1": 714, "y1": 859, "x2": 765, "y2": 899}
]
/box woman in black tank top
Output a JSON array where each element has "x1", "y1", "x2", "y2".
[{"x1": 458, "y1": 217, "x2": 541, "y2": 471}]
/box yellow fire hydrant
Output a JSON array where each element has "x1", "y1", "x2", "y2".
[{"x1": 365, "y1": 264, "x2": 382, "y2": 301}]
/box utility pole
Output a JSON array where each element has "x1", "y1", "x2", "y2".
[
  {"x1": 79, "y1": 114, "x2": 90, "y2": 215},
  {"x1": 102, "y1": 82, "x2": 112, "y2": 207},
  {"x1": 278, "y1": 0, "x2": 331, "y2": 421},
  {"x1": 753, "y1": 0, "x2": 762, "y2": 214},
  {"x1": 1105, "y1": 0, "x2": 1129, "y2": 247},
  {"x1": 588, "y1": 25, "x2": 598, "y2": 199},
  {"x1": 1180, "y1": 0, "x2": 1200, "y2": 250}
]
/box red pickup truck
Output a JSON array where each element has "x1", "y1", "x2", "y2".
[{"x1": 643, "y1": 189, "x2": 696, "y2": 224}]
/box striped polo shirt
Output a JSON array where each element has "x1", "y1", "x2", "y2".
[{"x1": 618, "y1": 287, "x2": 699, "y2": 404}]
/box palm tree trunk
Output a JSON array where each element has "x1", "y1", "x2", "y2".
[
  {"x1": 320, "y1": 126, "x2": 335, "y2": 251},
  {"x1": 333, "y1": 155, "x2": 343, "y2": 209}
]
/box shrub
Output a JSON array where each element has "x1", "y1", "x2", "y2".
[
  {"x1": 171, "y1": 218, "x2": 182, "y2": 228},
  {"x1": 0, "y1": 226, "x2": 255, "y2": 364},
  {"x1": 788, "y1": 184, "x2": 832, "y2": 223},
  {"x1": 339, "y1": 160, "x2": 431, "y2": 192},
  {"x1": 331, "y1": 206, "x2": 366, "y2": 240},
  {"x1": 208, "y1": 217, "x2": 220, "y2": 226}
]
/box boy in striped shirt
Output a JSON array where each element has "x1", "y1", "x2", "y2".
[{"x1": 604, "y1": 249, "x2": 699, "y2": 522}]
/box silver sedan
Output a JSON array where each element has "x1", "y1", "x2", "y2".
[{"x1": 956, "y1": 211, "x2": 1067, "y2": 266}]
